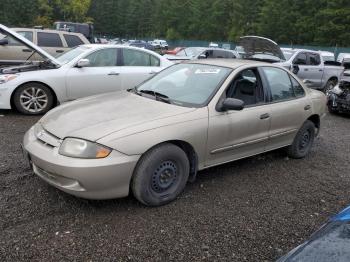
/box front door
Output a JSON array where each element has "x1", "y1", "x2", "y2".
[
  {"x1": 66, "y1": 48, "x2": 122, "y2": 99},
  {"x1": 206, "y1": 68, "x2": 271, "y2": 167}
]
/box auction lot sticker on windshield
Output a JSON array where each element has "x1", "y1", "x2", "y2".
[{"x1": 195, "y1": 68, "x2": 221, "y2": 74}]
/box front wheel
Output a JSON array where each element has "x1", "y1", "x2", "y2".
[
  {"x1": 13, "y1": 83, "x2": 54, "y2": 115},
  {"x1": 287, "y1": 120, "x2": 315, "y2": 159},
  {"x1": 132, "y1": 143, "x2": 189, "y2": 206}
]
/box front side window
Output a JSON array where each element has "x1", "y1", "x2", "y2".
[
  {"x1": 56, "y1": 46, "x2": 91, "y2": 64},
  {"x1": 293, "y1": 53, "x2": 307, "y2": 65},
  {"x1": 2, "y1": 31, "x2": 33, "y2": 46},
  {"x1": 226, "y1": 68, "x2": 264, "y2": 106},
  {"x1": 37, "y1": 32, "x2": 63, "y2": 47},
  {"x1": 123, "y1": 49, "x2": 159, "y2": 66},
  {"x1": 136, "y1": 64, "x2": 232, "y2": 107},
  {"x1": 262, "y1": 67, "x2": 295, "y2": 102},
  {"x1": 85, "y1": 48, "x2": 117, "y2": 67},
  {"x1": 64, "y1": 34, "x2": 84, "y2": 48}
]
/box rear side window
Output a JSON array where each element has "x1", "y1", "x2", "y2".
[
  {"x1": 122, "y1": 49, "x2": 160, "y2": 66},
  {"x1": 308, "y1": 53, "x2": 321, "y2": 65},
  {"x1": 64, "y1": 34, "x2": 84, "y2": 48},
  {"x1": 290, "y1": 76, "x2": 305, "y2": 97},
  {"x1": 37, "y1": 32, "x2": 63, "y2": 47},
  {"x1": 293, "y1": 53, "x2": 307, "y2": 65},
  {"x1": 262, "y1": 67, "x2": 295, "y2": 102}
]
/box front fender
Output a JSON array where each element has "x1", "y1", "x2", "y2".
[{"x1": 98, "y1": 117, "x2": 209, "y2": 170}]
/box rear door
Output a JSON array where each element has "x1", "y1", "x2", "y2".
[
  {"x1": 65, "y1": 47, "x2": 122, "y2": 99},
  {"x1": 260, "y1": 66, "x2": 310, "y2": 150},
  {"x1": 305, "y1": 52, "x2": 324, "y2": 88},
  {"x1": 119, "y1": 48, "x2": 162, "y2": 89},
  {"x1": 37, "y1": 32, "x2": 69, "y2": 57}
]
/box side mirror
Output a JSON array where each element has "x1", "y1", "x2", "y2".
[
  {"x1": 0, "y1": 38, "x2": 9, "y2": 45},
  {"x1": 217, "y1": 98, "x2": 245, "y2": 112},
  {"x1": 76, "y1": 58, "x2": 90, "y2": 68},
  {"x1": 198, "y1": 54, "x2": 207, "y2": 59},
  {"x1": 292, "y1": 64, "x2": 300, "y2": 74}
]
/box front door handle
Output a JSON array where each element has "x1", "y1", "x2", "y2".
[
  {"x1": 260, "y1": 113, "x2": 270, "y2": 120},
  {"x1": 56, "y1": 50, "x2": 64, "y2": 53},
  {"x1": 22, "y1": 49, "x2": 32, "y2": 53},
  {"x1": 108, "y1": 72, "x2": 120, "y2": 76},
  {"x1": 304, "y1": 105, "x2": 311, "y2": 111}
]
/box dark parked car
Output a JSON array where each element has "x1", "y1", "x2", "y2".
[{"x1": 278, "y1": 205, "x2": 350, "y2": 262}]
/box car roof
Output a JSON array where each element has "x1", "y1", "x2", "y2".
[
  {"x1": 186, "y1": 59, "x2": 269, "y2": 69},
  {"x1": 12, "y1": 27, "x2": 84, "y2": 37}
]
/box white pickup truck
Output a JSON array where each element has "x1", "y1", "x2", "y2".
[
  {"x1": 279, "y1": 48, "x2": 343, "y2": 92},
  {"x1": 237, "y1": 36, "x2": 344, "y2": 93}
]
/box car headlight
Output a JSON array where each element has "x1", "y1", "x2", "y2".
[
  {"x1": 0, "y1": 74, "x2": 18, "y2": 84},
  {"x1": 59, "y1": 138, "x2": 112, "y2": 159}
]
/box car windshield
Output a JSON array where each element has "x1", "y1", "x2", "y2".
[
  {"x1": 282, "y1": 50, "x2": 296, "y2": 60},
  {"x1": 177, "y1": 47, "x2": 204, "y2": 57},
  {"x1": 56, "y1": 46, "x2": 90, "y2": 64},
  {"x1": 136, "y1": 63, "x2": 232, "y2": 107}
]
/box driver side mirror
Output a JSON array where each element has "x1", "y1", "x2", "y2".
[
  {"x1": 292, "y1": 65, "x2": 300, "y2": 74},
  {"x1": 76, "y1": 58, "x2": 90, "y2": 68},
  {"x1": 0, "y1": 38, "x2": 9, "y2": 46},
  {"x1": 198, "y1": 54, "x2": 207, "y2": 59},
  {"x1": 217, "y1": 98, "x2": 245, "y2": 112}
]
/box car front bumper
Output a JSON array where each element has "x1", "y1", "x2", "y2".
[
  {"x1": 23, "y1": 125, "x2": 140, "y2": 200},
  {"x1": 0, "y1": 83, "x2": 15, "y2": 109}
]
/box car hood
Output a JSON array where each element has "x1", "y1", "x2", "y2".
[
  {"x1": 39, "y1": 91, "x2": 196, "y2": 141},
  {"x1": 0, "y1": 24, "x2": 61, "y2": 66},
  {"x1": 238, "y1": 36, "x2": 285, "y2": 62}
]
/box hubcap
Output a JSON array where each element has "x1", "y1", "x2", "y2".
[
  {"x1": 20, "y1": 87, "x2": 48, "y2": 113},
  {"x1": 299, "y1": 130, "x2": 311, "y2": 150},
  {"x1": 151, "y1": 161, "x2": 178, "y2": 193}
]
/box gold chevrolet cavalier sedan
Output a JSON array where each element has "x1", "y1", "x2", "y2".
[{"x1": 23, "y1": 60, "x2": 326, "y2": 206}]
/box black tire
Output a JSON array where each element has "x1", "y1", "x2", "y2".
[
  {"x1": 13, "y1": 83, "x2": 54, "y2": 115},
  {"x1": 132, "y1": 143, "x2": 190, "y2": 206},
  {"x1": 287, "y1": 120, "x2": 315, "y2": 159},
  {"x1": 323, "y1": 79, "x2": 337, "y2": 94}
]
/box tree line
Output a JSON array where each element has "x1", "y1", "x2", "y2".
[{"x1": 0, "y1": 0, "x2": 350, "y2": 47}]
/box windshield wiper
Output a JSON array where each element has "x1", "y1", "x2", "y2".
[{"x1": 138, "y1": 89, "x2": 172, "y2": 104}]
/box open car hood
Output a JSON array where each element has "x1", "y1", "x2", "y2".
[
  {"x1": 238, "y1": 36, "x2": 285, "y2": 62},
  {"x1": 0, "y1": 24, "x2": 61, "y2": 66}
]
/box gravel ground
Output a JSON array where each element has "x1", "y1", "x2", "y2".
[{"x1": 0, "y1": 109, "x2": 350, "y2": 262}]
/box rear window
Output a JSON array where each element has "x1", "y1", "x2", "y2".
[
  {"x1": 64, "y1": 34, "x2": 84, "y2": 48},
  {"x1": 37, "y1": 32, "x2": 63, "y2": 47}
]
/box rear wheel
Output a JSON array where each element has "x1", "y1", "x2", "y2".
[
  {"x1": 13, "y1": 83, "x2": 54, "y2": 115},
  {"x1": 287, "y1": 120, "x2": 315, "y2": 159},
  {"x1": 132, "y1": 143, "x2": 189, "y2": 206}
]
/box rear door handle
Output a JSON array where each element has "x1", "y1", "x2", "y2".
[
  {"x1": 56, "y1": 50, "x2": 64, "y2": 53},
  {"x1": 304, "y1": 68, "x2": 309, "y2": 71},
  {"x1": 260, "y1": 113, "x2": 270, "y2": 120},
  {"x1": 108, "y1": 72, "x2": 120, "y2": 76},
  {"x1": 22, "y1": 49, "x2": 32, "y2": 53},
  {"x1": 304, "y1": 105, "x2": 311, "y2": 111}
]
